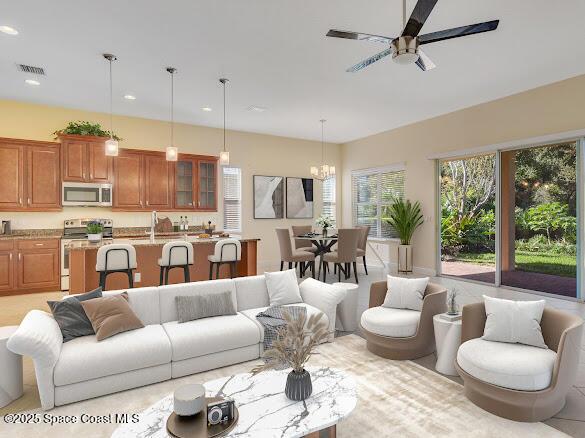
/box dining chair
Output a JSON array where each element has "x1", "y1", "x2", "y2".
[
  {"x1": 322, "y1": 228, "x2": 359, "y2": 283},
  {"x1": 291, "y1": 225, "x2": 318, "y2": 254},
  {"x1": 275, "y1": 228, "x2": 316, "y2": 278},
  {"x1": 356, "y1": 225, "x2": 370, "y2": 275}
]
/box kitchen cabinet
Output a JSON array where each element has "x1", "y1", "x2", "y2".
[
  {"x1": 113, "y1": 150, "x2": 144, "y2": 209},
  {"x1": 144, "y1": 154, "x2": 173, "y2": 209},
  {"x1": 60, "y1": 135, "x2": 112, "y2": 183},
  {"x1": 0, "y1": 239, "x2": 60, "y2": 296},
  {"x1": 0, "y1": 138, "x2": 61, "y2": 212},
  {"x1": 0, "y1": 241, "x2": 16, "y2": 292},
  {"x1": 173, "y1": 155, "x2": 218, "y2": 211}
]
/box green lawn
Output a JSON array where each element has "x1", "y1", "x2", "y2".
[{"x1": 453, "y1": 251, "x2": 576, "y2": 278}]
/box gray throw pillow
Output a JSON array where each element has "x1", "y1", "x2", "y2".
[
  {"x1": 176, "y1": 291, "x2": 236, "y2": 323},
  {"x1": 47, "y1": 287, "x2": 102, "y2": 342}
]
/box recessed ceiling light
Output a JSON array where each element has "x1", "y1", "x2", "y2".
[
  {"x1": 247, "y1": 105, "x2": 267, "y2": 113},
  {"x1": 25, "y1": 79, "x2": 40, "y2": 86},
  {"x1": 124, "y1": 94, "x2": 136, "y2": 100},
  {"x1": 201, "y1": 107, "x2": 212, "y2": 112},
  {"x1": 0, "y1": 26, "x2": 18, "y2": 35}
]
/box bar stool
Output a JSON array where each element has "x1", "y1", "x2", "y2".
[
  {"x1": 158, "y1": 241, "x2": 194, "y2": 285},
  {"x1": 208, "y1": 239, "x2": 241, "y2": 279},
  {"x1": 96, "y1": 244, "x2": 137, "y2": 291}
]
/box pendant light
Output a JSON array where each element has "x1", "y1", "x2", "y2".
[
  {"x1": 219, "y1": 78, "x2": 230, "y2": 166},
  {"x1": 166, "y1": 67, "x2": 178, "y2": 161},
  {"x1": 311, "y1": 119, "x2": 335, "y2": 180},
  {"x1": 103, "y1": 54, "x2": 119, "y2": 156}
]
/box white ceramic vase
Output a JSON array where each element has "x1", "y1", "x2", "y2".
[
  {"x1": 87, "y1": 233, "x2": 102, "y2": 242},
  {"x1": 398, "y1": 244, "x2": 413, "y2": 273}
]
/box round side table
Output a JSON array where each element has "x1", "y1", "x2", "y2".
[
  {"x1": 432, "y1": 315, "x2": 462, "y2": 376},
  {"x1": 0, "y1": 326, "x2": 23, "y2": 407},
  {"x1": 333, "y1": 282, "x2": 359, "y2": 332}
]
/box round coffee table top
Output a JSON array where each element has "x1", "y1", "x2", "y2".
[{"x1": 111, "y1": 367, "x2": 356, "y2": 438}]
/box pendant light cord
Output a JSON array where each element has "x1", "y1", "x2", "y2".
[
  {"x1": 109, "y1": 58, "x2": 114, "y2": 139},
  {"x1": 170, "y1": 70, "x2": 174, "y2": 147},
  {"x1": 223, "y1": 80, "x2": 226, "y2": 152},
  {"x1": 321, "y1": 120, "x2": 326, "y2": 165},
  {"x1": 403, "y1": 0, "x2": 406, "y2": 28}
]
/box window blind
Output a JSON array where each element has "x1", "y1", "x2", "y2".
[
  {"x1": 223, "y1": 167, "x2": 241, "y2": 232},
  {"x1": 351, "y1": 166, "x2": 405, "y2": 239},
  {"x1": 322, "y1": 176, "x2": 336, "y2": 226}
]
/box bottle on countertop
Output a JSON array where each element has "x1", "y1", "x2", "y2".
[
  {"x1": 180, "y1": 216, "x2": 185, "y2": 231},
  {"x1": 184, "y1": 216, "x2": 189, "y2": 232}
]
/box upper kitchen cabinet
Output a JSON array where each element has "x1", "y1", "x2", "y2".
[
  {"x1": 173, "y1": 154, "x2": 218, "y2": 211},
  {"x1": 60, "y1": 135, "x2": 112, "y2": 183},
  {"x1": 144, "y1": 153, "x2": 173, "y2": 210},
  {"x1": 112, "y1": 150, "x2": 144, "y2": 209},
  {"x1": 0, "y1": 138, "x2": 61, "y2": 211}
]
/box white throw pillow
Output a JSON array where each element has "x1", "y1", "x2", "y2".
[
  {"x1": 299, "y1": 278, "x2": 347, "y2": 335},
  {"x1": 382, "y1": 275, "x2": 429, "y2": 311},
  {"x1": 264, "y1": 269, "x2": 303, "y2": 306},
  {"x1": 482, "y1": 295, "x2": 547, "y2": 349}
]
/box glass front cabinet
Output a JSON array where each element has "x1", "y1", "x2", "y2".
[{"x1": 174, "y1": 155, "x2": 218, "y2": 211}]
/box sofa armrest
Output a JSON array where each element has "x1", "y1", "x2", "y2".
[
  {"x1": 299, "y1": 278, "x2": 346, "y2": 341},
  {"x1": 460, "y1": 302, "x2": 487, "y2": 344},
  {"x1": 7, "y1": 310, "x2": 63, "y2": 410},
  {"x1": 417, "y1": 287, "x2": 447, "y2": 337},
  {"x1": 545, "y1": 310, "x2": 584, "y2": 390}
]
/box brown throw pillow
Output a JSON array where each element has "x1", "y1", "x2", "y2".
[{"x1": 80, "y1": 292, "x2": 144, "y2": 341}]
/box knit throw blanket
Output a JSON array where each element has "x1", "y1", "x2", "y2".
[{"x1": 256, "y1": 305, "x2": 306, "y2": 352}]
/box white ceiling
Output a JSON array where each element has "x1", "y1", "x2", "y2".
[{"x1": 1, "y1": 0, "x2": 585, "y2": 143}]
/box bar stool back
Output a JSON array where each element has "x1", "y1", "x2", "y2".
[
  {"x1": 95, "y1": 243, "x2": 137, "y2": 291},
  {"x1": 158, "y1": 241, "x2": 194, "y2": 285},
  {"x1": 208, "y1": 239, "x2": 241, "y2": 279}
]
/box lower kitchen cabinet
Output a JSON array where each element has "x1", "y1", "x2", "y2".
[{"x1": 0, "y1": 239, "x2": 60, "y2": 295}]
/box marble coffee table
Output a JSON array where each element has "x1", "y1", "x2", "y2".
[{"x1": 111, "y1": 367, "x2": 357, "y2": 438}]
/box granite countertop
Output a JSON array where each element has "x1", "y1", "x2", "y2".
[
  {"x1": 67, "y1": 235, "x2": 260, "y2": 250},
  {"x1": 0, "y1": 229, "x2": 63, "y2": 240}
]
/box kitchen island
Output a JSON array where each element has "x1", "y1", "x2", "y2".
[{"x1": 67, "y1": 235, "x2": 259, "y2": 293}]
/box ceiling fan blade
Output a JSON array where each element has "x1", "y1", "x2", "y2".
[
  {"x1": 346, "y1": 48, "x2": 393, "y2": 73},
  {"x1": 326, "y1": 29, "x2": 393, "y2": 44},
  {"x1": 419, "y1": 20, "x2": 499, "y2": 45},
  {"x1": 415, "y1": 49, "x2": 436, "y2": 71},
  {"x1": 402, "y1": 0, "x2": 439, "y2": 37}
]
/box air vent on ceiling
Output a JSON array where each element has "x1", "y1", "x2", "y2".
[{"x1": 16, "y1": 64, "x2": 46, "y2": 76}]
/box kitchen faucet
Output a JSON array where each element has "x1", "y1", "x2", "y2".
[{"x1": 149, "y1": 210, "x2": 157, "y2": 242}]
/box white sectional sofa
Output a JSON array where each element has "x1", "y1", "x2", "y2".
[{"x1": 8, "y1": 275, "x2": 343, "y2": 410}]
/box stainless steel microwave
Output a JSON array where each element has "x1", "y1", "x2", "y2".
[{"x1": 62, "y1": 182, "x2": 112, "y2": 207}]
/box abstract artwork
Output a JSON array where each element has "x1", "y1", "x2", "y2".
[
  {"x1": 254, "y1": 175, "x2": 284, "y2": 219},
  {"x1": 286, "y1": 177, "x2": 314, "y2": 219}
]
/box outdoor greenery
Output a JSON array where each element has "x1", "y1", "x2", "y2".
[
  {"x1": 441, "y1": 143, "x2": 577, "y2": 278},
  {"x1": 383, "y1": 197, "x2": 424, "y2": 245},
  {"x1": 54, "y1": 121, "x2": 121, "y2": 140}
]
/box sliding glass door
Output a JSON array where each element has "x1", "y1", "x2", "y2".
[
  {"x1": 440, "y1": 154, "x2": 497, "y2": 284},
  {"x1": 438, "y1": 139, "x2": 581, "y2": 299}
]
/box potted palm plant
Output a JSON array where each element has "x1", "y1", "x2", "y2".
[
  {"x1": 384, "y1": 197, "x2": 424, "y2": 273},
  {"x1": 251, "y1": 311, "x2": 329, "y2": 401}
]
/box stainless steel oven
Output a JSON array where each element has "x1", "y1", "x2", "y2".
[
  {"x1": 61, "y1": 218, "x2": 113, "y2": 290},
  {"x1": 62, "y1": 182, "x2": 112, "y2": 207}
]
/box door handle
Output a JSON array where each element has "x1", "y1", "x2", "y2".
[
  {"x1": 18, "y1": 253, "x2": 21, "y2": 261},
  {"x1": 19, "y1": 197, "x2": 22, "y2": 205},
  {"x1": 34, "y1": 243, "x2": 43, "y2": 246},
  {"x1": 28, "y1": 198, "x2": 31, "y2": 205},
  {"x1": 146, "y1": 200, "x2": 149, "y2": 206},
  {"x1": 9, "y1": 253, "x2": 12, "y2": 261}
]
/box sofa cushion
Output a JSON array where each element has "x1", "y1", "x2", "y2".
[
  {"x1": 163, "y1": 314, "x2": 260, "y2": 361},
  {"x1": 176, "y1": 291, "x2": 236, "y2": 323},
  {"x1": 457, "y1": 338, "x2": 557, "y2": 391},
  {"x1": 103, "y1": 287, "x2": 160, "y2": 325},
  {"x1": 240, "y1": 303, "x2": 329, "y2": 342},
  {"x1": 53, "y1": 324, "x2": 171, "y2": 386},
  {"x1": 383, "y1": 275, "x2": 429, "y2": 311},
  {"x1": 360, "y1": 306, "x2": 420, "y2": 338},
  {"x1": 234, "y1": 275, "x2": 270, "y2": 311},
  {"x1": 158, "y1": 280, "x2": 237, "y2": 323},
  {"x1": 48, "y1": 287, "x2": 102, "y2": 342},
  {"x1": 81, "y1": 293, "x2": 145, "y2": 341},
  {"x1": 265, "y1": 269, "x2": 302, "y2": 306}
]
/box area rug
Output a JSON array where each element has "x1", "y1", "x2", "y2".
[{"x1": 1, "y1": 335, "x2": 566, "y2": 438}]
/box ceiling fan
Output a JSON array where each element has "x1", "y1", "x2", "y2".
[{"x1": 326, "y1": 0, "x2": 499, "y2": 72}]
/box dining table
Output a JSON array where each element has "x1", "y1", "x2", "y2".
[{"x1": 296, "y1": 233, "x2": 338, "y2": 278}]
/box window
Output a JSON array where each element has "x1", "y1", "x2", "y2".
[
  {"x1": 223, "y1": 167, "x2": 241, "y2": 232},
  {"x1": 322, "y1": 176, "x2": 336, "y2": 226},
  {"x1": 352, "y1": 165, "x2": 405, "y2": 239}
]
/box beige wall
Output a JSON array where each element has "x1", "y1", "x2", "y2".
[
  {"x1": 341, "y1": 73, "x2": 585, "y2": 273},
  {"x1": 0, "y1": 100, "x2": 341, "y2": 268}
]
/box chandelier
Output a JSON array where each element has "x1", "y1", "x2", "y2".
[{"x1": 310, "y1": 119, "x2": 335, "y2": 180}]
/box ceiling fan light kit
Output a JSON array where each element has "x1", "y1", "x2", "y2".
[{"x1": 327, "y1": 0, "x2": 499, "y2": 73}]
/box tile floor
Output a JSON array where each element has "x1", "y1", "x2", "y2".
[{"x1": 328, "y1": 264, "x2": 585, "y2": 438}]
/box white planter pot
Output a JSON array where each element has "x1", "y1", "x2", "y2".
[
  {"x1": 398, "y1": 244, "x2": 413, "y2": 273},
  {"x1": 87, "y1": 233, "x2": 102, "y2": 242}
]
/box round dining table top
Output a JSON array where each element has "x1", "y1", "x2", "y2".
[{"x1": 295, "y1": 234, "x2": 338, "y2": 241}]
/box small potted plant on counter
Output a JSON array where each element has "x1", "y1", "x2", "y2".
[
  {"x1": 251, "y1": 311, "x2": 329, "y2": 401},
  {"x1": 86, "y1": 221, "x2": 104, "y2": 242},
  {"x1": 384, "y1": 196, "x2": 424, "y2": 273},
  {"x1": 315, "y1": 214, "x2": 334, "y2": 237}
]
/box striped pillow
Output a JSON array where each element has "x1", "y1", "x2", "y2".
[{"x1": 175, "y1": 291, "x2": 237, "y2": 323}]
